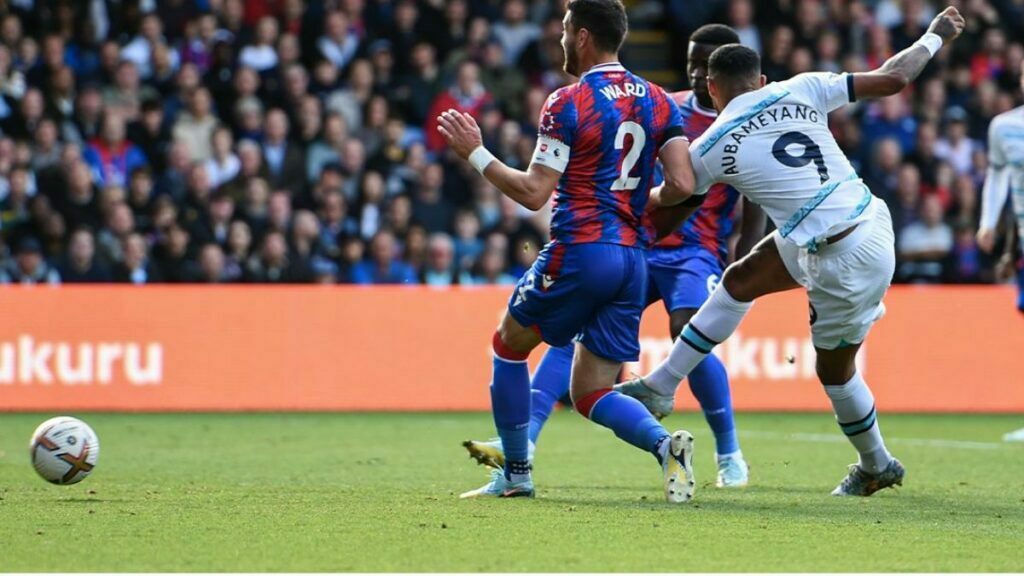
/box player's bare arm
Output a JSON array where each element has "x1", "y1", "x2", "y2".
[
  {"x1": 978, "y1": 114, "x2": 1016, "y2": 252},
  {"x1": 437, "y1": 109, "x2": 560, "y2": 211},
  {"x1": 645, "y1": 137, "x2": 702, "y2": 240},
  {"x1": 852, "y1": 7, "x2": 965, "y2": 99},
  {"x1": 651, "y1": 137, "x2": 696, "y2": 206}
]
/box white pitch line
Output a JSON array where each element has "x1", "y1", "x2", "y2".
[{"x1": 740, "y1": 430, "x2": 1011, "y2": 450}]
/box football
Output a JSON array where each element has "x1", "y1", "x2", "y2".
[{"x1": 29, "y1": 417, "x2": 100, "y2": 485}]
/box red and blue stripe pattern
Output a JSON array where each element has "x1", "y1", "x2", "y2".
[
  {"x1": 543, "y1": 64, "x2": 683, "y2": 248},
  {"x1": 654, "y1": 92, "x2": 741, "y2": 265}
]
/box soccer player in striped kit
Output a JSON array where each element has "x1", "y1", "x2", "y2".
[
  {"x1": 439, "y1": 0, "x2": 706, "y2": 502},
  {"x1": 463, "y1": 25, "x2": 767, "y2": 489}
]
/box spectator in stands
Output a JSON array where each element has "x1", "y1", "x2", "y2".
[
  {"x1": 59, "y1": 227, "x2": 110, "y2": 283},
  {"x1": 113, "y1": 233, "x2": 161, "y2": 284},
  {"x1": 422, "y1": 233, "x2": 463, "y2": 286},
  {"x1": 153, "y1": 223, "x2": 198, "y2": 283},
  {"x1": 83, "y1": 113, "x2": 148, "y2": 188},
  {"x1": 728, "y1": 0, "x2": 761, "y2": 53},
  {"x1": 424, "y1": 60, "x2": 492, "y2": 152},
  {"x1": 238, "y1": 16, "x2": 279, "y2": 73},
  {"x1": 244, "y1": 230, "x2": 312, "y2": 283},
  {"x1": 318, "y1": 10, "x2": 359, "y2": 71},
  {"x1": 934, "y1": 106, "x2": 980, "y2": 175},
  {"x1": 899, "y1": 195, "x2": 954, "y2": 283},
  {"x1": 351, "y1": 229, "x2": 416, "y2": 284},
  {"x1": 0, "y1": 236, "x2": 60, "y2": 284},
  {"x1": 306, "y1": 113, "x2": 347, "y2": 184},
  {"x1": 96, "y1": 202, "x2": 135, "y2": 266},
  {"x1": 173, "y1": 86, "x2": 218, "y2": 162},
  {"x1": 197, "y1": 243, "x2": 228, "y2": 283},
  {"x1": 103, "y1": 60, "x2": 158, "y2": 121},
  {"x1": 453, "y1": 208, "x2": 483, "y2": 274},
  {"x1": 31, "y1": 117, "x2": 62, "y2": 172},
  {"x1": 205, "y1": 126, "x2": 240, "y2": 189},
  {"x1": 223, "y1": 220, "x2": 251, "y2": 282},
  {"x1": 261, "y1": 109, "x2": 304, "y2": 195},
  {"x1": 492, "y1": 0, "x2": 540, "y2": 66},
  {"x1": 412, "y1": 163, "x2": 454, "y2": 234},
  {"x1": 60, "y1": 159, "x2": 103, "y2": 231},
  {"x1": 471, "y1": 247, "x2": 516, "y2": 286},
  {"x1": 0, "y1": 164, "x2": 31, "y2": 230},
  {"x1": 127, "y1": 99, "x2": 171, "y2": 174},
  {"x1": 319, "y1": 190, "x2": 357, "y2": 259}
]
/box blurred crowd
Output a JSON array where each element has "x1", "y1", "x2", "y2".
[{"x1": 0, "y1": 0, "x2": 1020, "y2": 285}]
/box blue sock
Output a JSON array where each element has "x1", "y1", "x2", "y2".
[
  {"x1": 687, "y1": 354, "x2": 740, "y2": 456},
  {"x1": 580, "y1": 389, "x2": 669, "y2": 460},
  {"x1": 491, "y1": 352, "x2": 531, "y2": 480},
  {"x1": 528, "y1": 343, "x2": 574, "y2": 444}
]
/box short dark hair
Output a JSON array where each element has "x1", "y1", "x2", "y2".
[
  {"x1": 709, "y1": 44, "x2": 761, "y2": 84},
  {"x1": 690, "y1": 24, "x2": 740, "y2": 47},
  {"x1": 567, "y1": 0, "x2": 628, "y2": 54}
]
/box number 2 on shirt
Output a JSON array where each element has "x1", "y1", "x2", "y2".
[{"x1": 611, "y1": 121, "x2": 646, "y2": 191}]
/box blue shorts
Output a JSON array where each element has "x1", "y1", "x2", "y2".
[
  {"x1": 507, "y1": 242, "x2": 647, "y2": 362},
  {"x1": 645, "y1": 247, "x2": 723, "y2": 312}
]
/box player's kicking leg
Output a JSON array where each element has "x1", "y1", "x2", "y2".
[
  {"x1": 670, "y1": 309, "x2": 748, "y2": 487},
  {"x1": 619, "y1": 223, "x2": 903, "y2": 495},
  {"x1": 618, "y1": 235, "x2": 796, "y2": 476}
]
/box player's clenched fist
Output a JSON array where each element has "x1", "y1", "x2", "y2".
[
  {"x1": 927, "y1": 7, "x2": 965, "y2": 44},
  {"x1": 436, "y1": 109, "x2": 483, "y2": 160}
]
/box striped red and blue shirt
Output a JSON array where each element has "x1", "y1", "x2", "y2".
[
  {"x1": 531, "y1": 63, "x2": 685, "y2": 248},
  {"x1": 654, "y1": 91, "x2": 741, "y2": 264}
]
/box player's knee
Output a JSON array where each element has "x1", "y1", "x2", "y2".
[
  {"x1": 492, "y1": 330, "x2": 527, "y2": 360},
  {"x1": 815, "y1": 354, "x2": 857, "y2": 386},
  {"x1": 668, "y1": 309, "x2": 696, "y2": 340},
  {"x1": 721, "y1": 262, "x2": 757, "y2": 301},
  {"x1": 493, "y1": 320, "x2": 540, "y2": 358}
]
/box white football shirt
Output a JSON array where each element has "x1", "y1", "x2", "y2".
[
  {"x1": 980, "y1": 106, "x2": 1024, "y2": 234},
  {"x1": 689, "y1": 72, "x2": 875, "y2": 247}
]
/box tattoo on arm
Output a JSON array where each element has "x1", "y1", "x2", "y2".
[{"x1": 877, "y1": 44, "x2": 933, "y2": 87}]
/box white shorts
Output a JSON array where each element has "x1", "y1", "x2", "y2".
[{"x1": 773, "y1": 201, "x2": 896, "y2": 350}]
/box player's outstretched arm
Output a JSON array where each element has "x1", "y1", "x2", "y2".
[
  {"x1": 437, "y1": 109, "x2": 559, "y2": 211},
  {"x1": 851, "y1": 7, "x2": 964, "y2": 100}
]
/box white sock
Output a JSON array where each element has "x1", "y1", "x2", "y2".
[
  {"x1": 824, "y1": 372, "x2": 893, "y2": 474},
  {"x1": 644, "y1": 285, "x2": 753, "y2": 395}
]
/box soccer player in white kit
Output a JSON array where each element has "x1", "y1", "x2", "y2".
[
  {"x1": 619, "y1": 7, "x2": 966, "y2": 496},
  {"x1": 977, "y1": 60, "x2": 1024, "y2": 313}
]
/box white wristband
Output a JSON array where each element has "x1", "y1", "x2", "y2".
[
  {"x1": 914, "y1": 32, "x2": 943, "y2": 57},
  {"x1": 468, "y1": 146, "x2": 496, "y2": 175}
]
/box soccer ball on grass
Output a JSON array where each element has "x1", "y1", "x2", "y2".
[{"x1": 29, "y1": 416, "x2": 100, "y2": 485}]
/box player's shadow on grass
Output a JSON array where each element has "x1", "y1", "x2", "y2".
[{"x1": 57, "y1": 497, "x2": 127, "y2": 503}]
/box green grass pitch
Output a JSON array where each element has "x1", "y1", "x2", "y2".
[{"x1": 1, "y1": 411, "x2": 1022, "y2": 571}]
